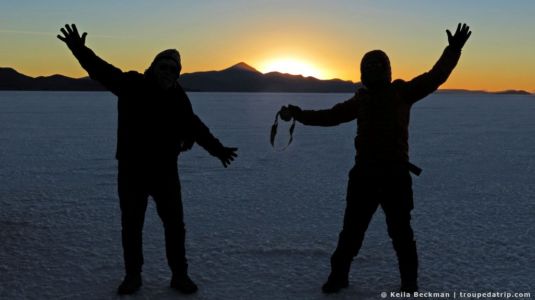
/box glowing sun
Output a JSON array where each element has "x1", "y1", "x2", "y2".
[{"x1": 260, "y1": 58, "x2": 324, "y2": 78}]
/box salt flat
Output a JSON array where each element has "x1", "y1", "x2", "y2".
[{"x1": 0, "y1": 91, "x2": 533, "y2": 299}]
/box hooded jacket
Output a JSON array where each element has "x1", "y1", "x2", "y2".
[
  {"x1": 70, "y1": 46, "x2": 225, "y2": 162},
  {"x1": 294, "y1": 46, "x2": 462, "y2": 163}
]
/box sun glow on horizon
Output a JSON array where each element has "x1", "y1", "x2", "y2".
[{"x1": 259, "y1": 58, "x2": 325, "y2": 79}]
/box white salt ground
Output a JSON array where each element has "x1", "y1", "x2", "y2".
[{"x1": 0, "y1": 91, "x2": 533, "y2": 299}]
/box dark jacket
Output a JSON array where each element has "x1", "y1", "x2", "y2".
[
  {"x1": 70, "y1": 46, "x2": 225, "y2": 162},
  {"x1": 295, "y1": 46, "x2": 462, "y2": 162}
]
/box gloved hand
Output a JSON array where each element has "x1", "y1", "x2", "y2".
[
  {"x1": 446, "y1": 23, "x2": 471, "y2": 51},
  {"x1": 280, "y1": 105, "x2": 302, "y2": 121},
  {"x1": 217, "y1": 147, "x2": 238, "y2": 168},
  {"x1": 57, "y1": 24, "x2": 87, "y2": 51}
]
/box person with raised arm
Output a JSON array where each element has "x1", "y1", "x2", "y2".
[
  {"x1": 280, "y1": 23, "x2": 471, "y2": 293},
  {"x1": 58, "y1": 24, "x2": 237, "y2": 295}
]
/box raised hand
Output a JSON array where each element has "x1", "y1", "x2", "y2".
[
  {"x1": 57, "y1": 24, "x2": 87, "y2": 51},
  {"x1": 218, "y1": 147, "x2": 238, "y2": 168},
  {"x1": 280, "y1": 104, "x2": 301, "y2": 122},
  {"x1": 446, "y1": 23, "x2": 471, "y2": 51}
]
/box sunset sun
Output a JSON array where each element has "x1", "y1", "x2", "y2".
[{"x1": 260, "y1": 58, "x2": 325, "y2": 79}]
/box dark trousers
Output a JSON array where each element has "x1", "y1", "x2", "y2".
[
  {"x1": 330, "y1": 162, "x2": 418, "y2": 286},
  {"x1": 117, "y1": 160, "x2": 187, "y2": 275}
]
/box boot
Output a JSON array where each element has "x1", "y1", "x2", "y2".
[
  {"x1": 394, "y1": 240, "x2": 418, "y2": 293},
  {"x1": 322, "y1": 255, "x2": 351, "y2": 294},
  {"x1": 170, "y1": 273, "x2": 198, "y2": 294},
  {"x1": 400, "y1": 282, "x2": 418, "y2": 293},
  {"x1": 117, "y1": 273, "x2": 142, "y2": 295},
  {"x1": 321, "y1": 273, "x2": 349, "y2": 294}
]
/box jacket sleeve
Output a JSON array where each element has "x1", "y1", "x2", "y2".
[
  {"x1": 70, "y1": 45, "x2": 126, "y2": 96},
  {"x1": 193, "y1": 114, "x2": 225, "y2": 158},
  {"x1": 295, "y1": 94, "x2": 359, "y2": 126},
  {"x1": 400, "y1": 46, "x2": 462, "y2": 104}
]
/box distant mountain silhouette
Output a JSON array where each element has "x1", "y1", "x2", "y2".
[
  {"x1": 178, "y1": 62, "x2": 358, "y2": 92},
  {"x1": 1, "y1": 65, "x2": 532, "y2": 95},
  {"x1": 436, "y1": 89, "x2": 533, "y2": 96},
  {"x1": 225, "y1": 62, "x2": 260, "y2": 73},
  {"x1": 0, "y1": 67, "x2": 105, "y2": 91},
  {"x1": 491, "y1": 90, "x2": 532, "y2": 95},
  {"x1": 0, "y1": 64, "x2": 358, "y2": 93}
]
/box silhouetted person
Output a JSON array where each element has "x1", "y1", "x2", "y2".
[
  {"x1": 57, "y1": 24, "x2": 237, "y2": 295},
  {"x1": 280, "y1": 23, "x2": 471, "y2": 293}
]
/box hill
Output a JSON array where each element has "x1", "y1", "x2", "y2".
[
  {"x1": 1, "y1": 66, "x2": 531, "y2": 95},
  {"x1": 0, "y1": 67, "x2": 104, "y2": 91},
  {"x1": 178, "y1": 62, "x2": 357, "y2": 92},
  {"x1": 0, "y1": 64, "x2": 357, "y2": 93}
]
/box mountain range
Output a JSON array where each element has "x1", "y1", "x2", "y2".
[
  {"x1": 0, "y1": 63, "x2": 358, "y2": 93},
  {"x1": 0, "y1": 63, "x2": 532, "y2": 95},
  {"x1": 0, "y1": 67, "x2": 103, "y2": 91}
]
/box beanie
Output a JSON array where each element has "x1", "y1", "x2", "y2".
[{"x1": 153, "y1": 49, "x2": 181, "y2": 69}]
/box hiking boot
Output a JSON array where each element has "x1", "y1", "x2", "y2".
[
  {"x1": 170, "y1": 273, "x2": 198, "y2": 294},
  {"x1": 393, "y1": 240, "x2": 418, "y2": 294},
  {"x1": 321, "y1": 274, "x2": 349, "y2": 294},
  {"x1": 117, "y1": 273, "x2": 142, "y2": 295},
  {"x1": 400, "y1": 282, "x2": 418, "y2": 293}
]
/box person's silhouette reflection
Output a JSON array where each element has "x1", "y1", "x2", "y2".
[{"x1": 58, "y1": 24, "x2": 237, "y2": 295}]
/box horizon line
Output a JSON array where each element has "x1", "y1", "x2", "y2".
[{"x1": 1, "y1": 65, "x2": 533, "y2": 94}]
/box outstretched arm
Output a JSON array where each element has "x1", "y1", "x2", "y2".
[
  {"x1": 282, "y1": 94, "x2": 359, "y2": 127},
  {"x1": 193, "y1": 115, "x2": 238, "y2": 168},
  {"x1": 402, "y1": 23, "x2": 471, "y2": 104},
  {"x1": 57, "y1": 24, "x2": 125, "y2": 96}
]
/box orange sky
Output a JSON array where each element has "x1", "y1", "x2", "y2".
[{"x1": 2, "y1": 1, "x2": 534, "y2": 92}]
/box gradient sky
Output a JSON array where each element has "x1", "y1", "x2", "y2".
[{"x1": 1, "y1": 0, "x2": 534, "y2": 92}]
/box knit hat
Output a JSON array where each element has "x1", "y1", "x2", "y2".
[
  {"x1": 360, "y1": 50, "x2": 391, "y2": 89},
  {"x1": 153, "y1": 49, "x2": 181, "y2": 69}
]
